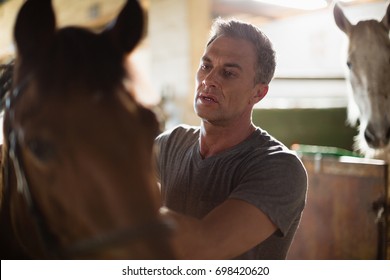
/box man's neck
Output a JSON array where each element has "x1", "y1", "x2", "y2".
[{"x1": 199, "y1": 121, "x2": 256, "y2": 159}]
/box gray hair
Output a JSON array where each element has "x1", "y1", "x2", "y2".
[{"x1": 207, "y1": 18, "x2": 276, "y2": 85}]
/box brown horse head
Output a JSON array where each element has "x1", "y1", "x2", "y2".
[{"x1": 0, "y1": 0, "x2": 174, "y2": 259}]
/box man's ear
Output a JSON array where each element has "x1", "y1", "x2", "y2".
[{"x1": 252, "y1": 84, "x2": 268, "y2": 104}]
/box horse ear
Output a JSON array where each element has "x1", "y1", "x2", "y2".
[
  {"x1": 381, "y1": 3, "x2": 390, "y2": 30},
  {"x1": 103, "y1": 0, "x2": 145, "y2": 54},
  {"x1": 14, "y1": 0, "x2": 56, "y2": 61},
  {"x1": 333, "y1": 3, "x2": 352, "y2": 34}
]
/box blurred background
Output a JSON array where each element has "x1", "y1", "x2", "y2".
[{"x1": 0, "y1": 0, "x2": 387, "y2": 150}]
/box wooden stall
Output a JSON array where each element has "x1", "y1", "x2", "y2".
[{"x1": 288, "y1": 155, "x2": 388, "y2": 259}]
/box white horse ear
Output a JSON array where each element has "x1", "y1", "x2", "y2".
[
  {"x1": 333, "y1": 3, "x2": 352, "y2": 34},
  {"x1": 381, "y1": 4, "x2": 390, "y2": 30}
]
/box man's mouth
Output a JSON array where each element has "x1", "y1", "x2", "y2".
[{"x1": 199, "y1": 94, "x2": 218, "y2": 103}]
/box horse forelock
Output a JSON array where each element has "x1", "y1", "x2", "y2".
[
  {"x1": 350, "y1": 20, "x2": 390, "y2": 50},
  {"x1": 25, "y1": 26, "x2": 128, "y2": 97},
  {"x1": 347, "y1": 19, "x2": 390, "y2": 93}
]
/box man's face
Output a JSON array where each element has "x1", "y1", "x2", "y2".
[{"x1": 194, "y1": 35, "x2": 267, "y2": 126}]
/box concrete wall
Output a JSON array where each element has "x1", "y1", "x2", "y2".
[{"x1": 148, "y1": 0, "x2": 211, "y2": 128}]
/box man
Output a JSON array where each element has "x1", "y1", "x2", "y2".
[{"x1": 155, "y1": 18, "x2": 307, "y2": 259}]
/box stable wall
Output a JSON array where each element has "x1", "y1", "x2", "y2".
[{"x1": 252, "y1": 107, "x2": 358, "y2": 151}]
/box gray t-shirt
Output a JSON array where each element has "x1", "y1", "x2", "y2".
[{"x1": 155, "y1": 125, "x2": 307, "y2": 259}]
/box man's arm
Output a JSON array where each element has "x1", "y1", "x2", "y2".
[{"x1": 160, "y1": 198, "x2": 277, "y2": 259}]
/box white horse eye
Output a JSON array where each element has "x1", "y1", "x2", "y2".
[{"x1": 346, "y1": 61, "x2": 352, "y2": 69}]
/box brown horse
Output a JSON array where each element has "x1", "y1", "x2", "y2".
[{"x1": 0, "y1": 0, "x2": 174, "y2": 259}]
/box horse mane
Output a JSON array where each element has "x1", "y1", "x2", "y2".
[{"x1": 0, "y1": 60, "x2": 14, "y2": 112}]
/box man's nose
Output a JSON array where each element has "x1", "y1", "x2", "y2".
[{"x1": 202, "y1": 70, "x2": 218, "y2": 88}]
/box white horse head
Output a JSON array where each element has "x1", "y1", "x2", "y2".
[{"x1": 334, "y1": 3, "x2": 390, "y2": 159}]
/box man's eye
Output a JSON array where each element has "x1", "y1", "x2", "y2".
[
  {"x1": 223, "y1": 70, "x2": 235, "y2": 78},
  {"x1": 201, "y1": 64, "x2": 211, "y2": 71}
]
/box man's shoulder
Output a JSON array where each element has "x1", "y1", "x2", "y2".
[
  {"x1": 250, "y1": 128, "x2": 306, "y2": 171},
  {"x1": 158, "y1": 124, "x2": 199, "y2": 139},
  {"x1": 250, "y1": 128, "x2": 288, "y2": 154},
  {"x1": 156, "y1": 124, "x2": 199, "y2": 147}
]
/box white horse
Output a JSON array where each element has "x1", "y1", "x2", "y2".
[{"x1": 333, "y1": 3, "x2": 390, "y2": 160}]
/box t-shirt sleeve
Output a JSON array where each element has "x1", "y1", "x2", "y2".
[
  {"x1": 154, "y1": 131, "x2": 165, "y2": 183},
  {"x1": 229, "y1": 151, "x2": 307, "y2": 236}
]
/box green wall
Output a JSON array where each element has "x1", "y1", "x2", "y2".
[{"x1": 252, "y1": 108, "x2": 358, "y2": 151}]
